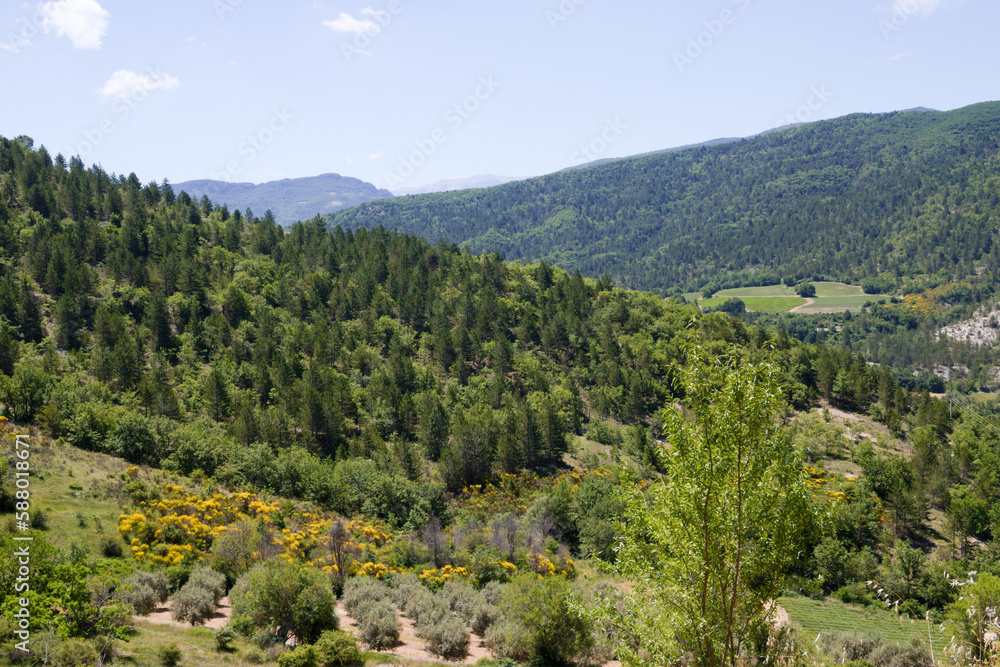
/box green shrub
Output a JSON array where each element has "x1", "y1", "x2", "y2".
[
  {"x1": 389, "y1": 572, "x2": 424, "y2": 609},
  {"x1": 401, "y1": 584, "x2": 435, "y2": 621},
  {"x1": 869, "y1": 643, "x2": 932, "y2": 667},
  {"x1": 231, "y1": 559, "x2": 337, "y2": 645},
  {"x1": 31, "y1": 510, "x2": 48, "y2": 530},
  {"x1": 49, "y1": 638, "x2": 99, "y2": 667},
  {"x1": 441, "y1": 578, "x2": 476, "y2": 618},
  {"x1": 486, "y1": 573, "x2": 594, "y2": 664},
  {"x1": 252, "y1": 629, "x2": 281, "y2": 649},
  {"x1": 130, "y1": 570, "x2": 171, "y2": 603},
  {"x1": 833, "y1": 582, "x2": 876, "y2": 607},
  {"x1": 117, "y1": 581, "x2": 158, "y2": 616},
  {"x1": 474, "y1": 659, "x2": 520, "y2": 667},
  {"x1": 100, "y1": 535, "x2": 124, "y2": 558},
  {"x1": 357, "y1": 600, "x2": 400, "y2": 650},
  {"x1": 166, "y1": 564, "x2": 192, "y2": 592},
  {"x1": 277, "y1": 645, "x2": 317, "y2": 667},
  {"x1": 215, "y1": 626, "x2": 236, "y2": 651},
  {"x1": 158, "y1": 643, "x2": 183, "y2": 667},
  {"x1": 314, "y1": 629, "x2": 363, "y2": 666},
  {"x1": 470, "y1": 600, "x2": 500, "y2": 636},
  {"x1": 243, "y1": 647, "x2": 267, "y2": 664},
  {"x1": 423, "y1": 616, "x2": 470, "y2": 661},
  {"x1": 819, "y1": 631, "x2": 884, "y2": 663},
  {"x1": 411, "y1": 596, "x2": 450, "y2": 633},
  {"x1": 478, "y1": 580, "x2": 504, "y2": 606},
  {"x1": 584, "y1": 419, "x2": 622, "y2": 447},
  {"x1": 484, "y1": 618, "x2": 534, "y2": 663},
  {"x1": 342, "y1": 575, "x2": 391, "y2": 617},
  {"x1": 187, "y1": 564, "x2": 227, "y2": 603},
  {"x1": 170, "y1": 583, "x2": 216, "y2": 625}
]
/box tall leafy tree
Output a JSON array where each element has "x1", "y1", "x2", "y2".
[{"x1": 596, "y1": 346, "x2": 814, "y2": 667}]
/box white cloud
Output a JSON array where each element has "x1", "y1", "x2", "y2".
[
  {"x1": 323, "y1": 10, "x2": 378, "y2": 34},
  {"x1": 891, "y1": 0, "x2": 947, "y2": 16},
  {"x1": 98, "y1": 69, "x2": 179, "y2": 100},
  {"x1": 367, "y1": 152, "x2": 383, "y2": 160},
  {"x1": 40, "y1": 0, "x2": 109, "y2": 49}
]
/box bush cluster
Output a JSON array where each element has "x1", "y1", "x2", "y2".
[
  {"x1": 342, "y1": 576, "x2": 391, "y2": 617},
  {"x1": 819, "y1": 632, "x2": 932, "y2": 667},
  {"x1": 170, "y1": 565, "x2": 225, "y2": 625},
  {"x1": 355, "y1": 600, "x2": 400, "y2": 651},
  {"x1": 314, "y1": 629, "x2": 363, "y2": 666}
]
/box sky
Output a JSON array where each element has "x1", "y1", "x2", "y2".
[{"x1": 1, "y1": 0, "x2": 997, "y2": 192}]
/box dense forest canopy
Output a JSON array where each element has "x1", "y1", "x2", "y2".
[
  {"x1": 0, "y1": 131, "x2": 940, "y2": 519},
  {"x1": 331, "y1": 102, "x2": 1000, "y2": 296}
]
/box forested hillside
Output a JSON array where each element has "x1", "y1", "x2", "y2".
[
  {"x1": 6, "y1": 133, "x2": 1000, "y2": 666},
  {"x1": 0, "y1": 133, "x2": 939, "y2": 510},
  {"x1": 331, "y1": 102, "x2": 1000, "y2": 296}
]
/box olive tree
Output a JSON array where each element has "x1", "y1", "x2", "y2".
[
  {"x1": 594, "y1": 345, "x2": 814, "y2": 667},
  {"x1": 230, "y1": 558, "x2": 337, "y2": 644}
]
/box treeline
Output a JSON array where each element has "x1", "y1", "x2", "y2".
[
  {"x1": 0, "y1": 134, "x2": 954, "y2": 529},
  {"x1": 331, "y1": 102, "x2": 1000, "y2": 296}
]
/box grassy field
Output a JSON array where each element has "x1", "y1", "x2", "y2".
[
  {"x1": 812, "y1": 281, "x2": 868, "y2": 297},
  {"x1": 793, "y1": 295, "x2": 883, "y2": 313},
  {"x1": 716, "y1": 285, "x2": 797, "y2": 297},
  {"x1": 696, "y1": 282, "x2": 888, "y2": 314},
  {"x1": 779, "y1": 596, "x2": 944, "y2": 650},
  {"x1": 3, "y1": 427, "x2": 140, "y2": 551},
  {"x1": 700, "y1": 296, "x2": 806, "y2": 313}
]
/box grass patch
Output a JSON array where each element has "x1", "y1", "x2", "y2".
[
  {"x1": 0, "y1": 429, "x2": 139, "y2": 553},
  {"x1": 812, "y1": 281, "x2": 868, "y2": 297},
  {"x1": 794, "y1": 295, "x2": 885, "y2": 313},
  {"x1": 779, "y1": 596, "x2": 943, "y2": 650},
  {"x1": 700, "y1": 296, "x2": 806, "y2": 313},
  {"x1": 716, "y1": 285, "x2": 797, "y2": 297}
]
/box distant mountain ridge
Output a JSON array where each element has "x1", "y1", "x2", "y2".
[
  {"x1": 392, "y1": 174, "x2": 522, "y2": 196},
  {"x1": 330, "y1": 101, "x2": 1000, "y2": 295},
  {"x1": 564, "y1": 136, "x2": 745, "y2": 171},
  {"x1": 175, "y1": 173, "x2": 392, "y2": 225}
]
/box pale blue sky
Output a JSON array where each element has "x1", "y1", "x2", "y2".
[{"x1": 1, "y1": 0, "x2": 996, "y2": 191}]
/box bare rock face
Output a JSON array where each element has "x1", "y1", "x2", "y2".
[{"x1": 938, "y1": 305, "x2": 1000, "y2": 346}]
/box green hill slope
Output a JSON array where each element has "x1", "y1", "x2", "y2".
[{"x1": 331, "y1": 102, "x2": 1000, "y2": 295}]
